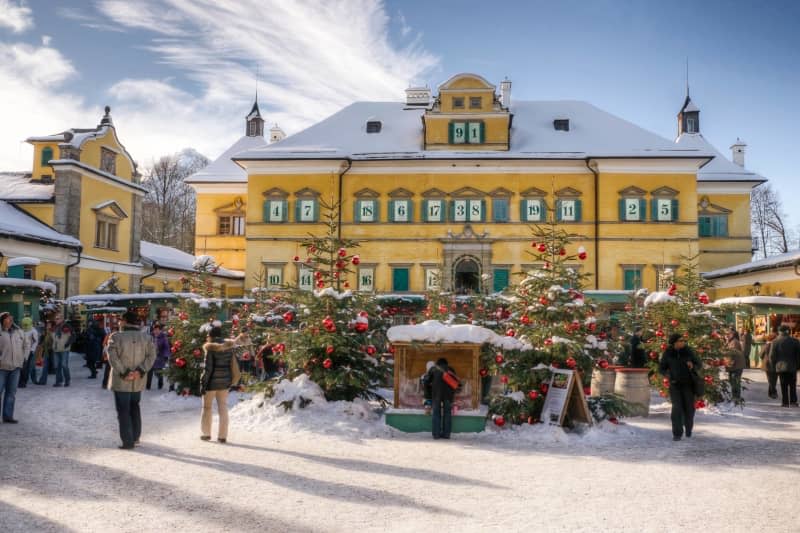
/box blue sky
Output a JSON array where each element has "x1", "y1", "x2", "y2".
[{"x1": 1, "y1": 0, "x2": 797, "y2": 229}]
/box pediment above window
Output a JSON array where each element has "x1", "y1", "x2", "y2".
[
  {"x1": 214, "y1": 196, "x2": 246, "y2": 213},
  {"x1": 618, "y1": 186, "x2": 647, "y2": 197},
  {"x1": 698, "y1": 195, "x2": 732, "y2": 214},
  {"x1": 555, "y1": 187, "x2": 581, "y2": 198},
  {"x1": 388, "y1": 187, "x2": 414, "y2": 198},
  {"x1": 488, "y1": 187, "x2": 514, "y2": 198},
  {"x1": 262, "y1": 187, "x2": 289, "y2": 199},
  {"x1": 91, "y1": 200, "x2": 128, "y2": 219},
  {"x1": 651, "y1": 186, "x2": 679, "y2": 198},
  {"x1": 450, "y1": 186, "x2": 486, "y2": 198},
  {"x1": 294, "y1": 187, "x2": 321, "y2": 198},
  {"x1": 354, "y1": 188, "x2": 380, "y2": 198},
  {"x1": 520, "y1": 186, "x2": 547, "y2": 198},
  {"x1": 421, "y1": 188, "x2": 447, "y2": 198}
]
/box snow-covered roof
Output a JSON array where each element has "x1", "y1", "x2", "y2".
[
  {"x1": 0, "y1": 172, "x2": 54, "y2": 202},
  {"x1": 49, "y1": 159, "x2": 147, "y2": 193},
  {"x1": 140, "y1": 240, "x2": 244, "y2": 279},
  {"x1": 184, "y1": 135, "x2": 269, "y2": 183},
  {"x1": 233, "y1": 101, "x2": 713, "y2": 162},
  {"x1": 66, "y1": 292, "x2": 183, "y2": 305},
  {"x1": 27, "y1": 125, "x2": 111, "y2": 150},
  {"x1": 7, "y1": 257, "x2": 41, "y2": 267},
  {"x1": 0, "y1": 200, "x2": 81, "y2": 248},
  {"x1": 387, "y1": 320, "x2": 530, "y2": 351},
  {"x1": 711, "y1": 296, "x2": 800, "y2": 308},
  {"x1": 0, "y1": 277, "x2": 56, "y2": 292},
  {"x1": 703, "y1": 250, "x2": 800, "y2": 279},
  {"x1": 675, "y1": 133, "x2": 764, "y2": 182}
]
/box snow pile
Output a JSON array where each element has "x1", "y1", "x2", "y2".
[
  {"x1": 230, "y1": 375, "x2": 393, "y2": 439},
  {"x1": 387, "y1": 320, "x2": 531, "y2": 351},
  {"x1": 314, "y1": 287, "x2": 353, "y2": 300},
  {"x1": 644, "y1": 291, "x2": 675, "y2": 306},
  {"x1": 192, "y1": 255, "x2": 217, "y2": 271},
  {"x1": 476, "y1": 418, "x2": 635, "y2": 445}
]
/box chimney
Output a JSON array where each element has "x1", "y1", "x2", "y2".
[
  {"x1": 730, "y1": 138, "x2": 746, "y2": 166},
  {"x1": 269, "y1": 124, "x2": 286, "y2": 143},
  {"x1": 405, "y1": 86, "x2": 431, "y2": 107},
  {"x1": 500, "y1": 77, "x2": 512, "y2": 108}
]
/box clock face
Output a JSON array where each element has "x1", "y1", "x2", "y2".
[{"x1": 451, "y1": 122, "x2": 466, "y2": 144}]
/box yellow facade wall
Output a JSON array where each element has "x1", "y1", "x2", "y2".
[
  {"x1": 194, "y1": 192, "x2": 247, "y2": 271},
  {"x1": 79, "y1": 175, "x2": 134, "y2": 263},
  {"x1": 78, "y1": 269, "x2": 132, "y2": 296},
  {"x1": 698, "y1": 193, "x2": 753, "y2": 273},
  {"x1": 16, "y1": 203, "x2": 54, "y2": 226},
  {"x1": 30, "y1": 143, "x2": 59, "y2": 180},
  {"x1": 78, "y1": 130, "x2": 135, "y2": 181}
]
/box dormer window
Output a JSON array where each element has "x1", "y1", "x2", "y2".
[
  {"x1": 686, "y1": 116, "x2": 697, "y2": 133},
  {"x1": 452, "y1": 97, "x2": 465, "y2": 109},
  {"x1": 366, "y1": 120, "x2": 382, "y2": 133},
  {"x1": 554, "y1": 119, "x2": 570, "y2": 131},
  {"x1": 41, "y1": 147, "x2": 53, "y2": 166}
]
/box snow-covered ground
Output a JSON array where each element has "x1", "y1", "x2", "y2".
[{"x1": 2, "y1": 358, "x2": 799, "y2": 532}]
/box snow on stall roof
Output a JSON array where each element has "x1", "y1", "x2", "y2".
[
  {"x1": 0, "y1": 277, "x2": 56, "y2": 292},
  {"x1": 676, "y1": 133, "x2": 764, "y2": 182},
  {"x1": 387, "y1": 320, "x2": 530, "y2": 350},
  {"x1": 0, "y1": 172, "x2": 54, "y2": 201},
  {"x1": 710, "y1": 296, "x2": 800, "y2": 308},
  {"x1": 703, "y1": 249, "x2": 800, "y2": 279},
  {"x1": 0, "y1": 200, "x2": 81, "y2": 247},
  {"x1": 184, "y1": 135, "x2": 269, "y2": 183},
  {"x1": 233, "y1": 101, "x2": 712, "y2": 162},
  {"x1": 140, "y1": 241, "x2": 244, "y2": 278},
  {"x1": 66, "y1": 292, "x2": 183, "y2": 305}
]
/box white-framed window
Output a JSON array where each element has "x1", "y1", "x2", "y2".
[
  {"x1": 218, "y1": 215, "x2": 245, "y2": 235},
  {"x1": 556, "y1": 198, "x2": 582, "y2": 222},
  {"x1": 449, "y1": 121, "x2": 484, "y2": 144},
  {"x1": 94, "y1": 218, "x2": 119, "y2": 250},
  {"x1": 389, "y1": 199, "x2": 412, "y2": 222},
  {"x1": 521, "y1": 198, "x2": 545, "y2": 222},
  {"x1": 423, "y1": 199, "x2": 445, "y2": 222},
  {"x1": 355, "y1": 199, "x2": 378, "y2": 222},
  {"x1": 296, "y1": 199, "x2": 318, "y2": 222},
  {"x1": 358, "y1": 267, "x2": 375, "y2": 292},
  {"x1": 263, "y1": 199, "x2": 287, "y2": 223},
  {"x1": 619, "y1": 198, "x2": 646, "y2": 222},
  {"x1": 298, "y1": 267, "x2": 313, "y2": 291},
  {"x1": 425, "y1": 268, "x2": 441, "y2": 291},
  {"x1": 653, "y1": 198, "x2": 678, "y2": 222},
  {"x1": 452, "y1": 199, "x2": 484, "y2": 222},
  {"x1": 266, "y1": 267, "x2": 283, "y2": 288}
]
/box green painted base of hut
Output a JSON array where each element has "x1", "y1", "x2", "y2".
[{"x1": 385, "y1": 408, "x2": 487, "y2": 433}]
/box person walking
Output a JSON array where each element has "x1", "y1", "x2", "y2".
[
  {"x1": 725, "y1": 328, "x2": 745, "y2": 401},
  {"x1": 18, "y1": 317, "x2": 39, "y2": 388},
  {"x1": 52, "y1": 316, "x2": 73, "y2": 387},
  {"x1": 760, "y1": 333, "x2": 778, "y2": 399},
  {"x1": 423, "y1": 357, "x2": 459, "y2": 440},
  {"x1": 34, "y1": 321, "x2": 54, "y2": 385},
  {"x1": 629, "y1": 326, "x2": 646, "y2": 368},
  {"x1": 0, "y1": 312, "x2": 30, "y2": 423},
  {"x1": 85, "y1": 320, "x2": 105, "y2": 379},
  {"x1": 106, "y1": 311, "x2": 155, "y2": 449},
  {"x1": 147, "y1": 323, "x2": 170, "y2": 390},
  {"x1": 740, "y1": 327, "x2": 753, "y2": 369},
  {"x1": 768, "y1": 325, "x2": 800, "y2": 407},
  {"x1": 659, "y1": 333, "x2": 702, "y2": 441},
  {"x1": 199, "y1": 324, "x2": 239, "y2": 444}
]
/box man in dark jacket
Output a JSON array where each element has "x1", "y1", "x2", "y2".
[
  {"x1": 423, "y1": 358, "x2": 458, "y2": 439},
  {"x1": 768, "y1": 325, "x2": 800, "y2": 407},
  {"x1": 630, "y1": 326, "x2": 646, "y2": 368},
  {"x1": 659, "y1": 333, "x2": 702, "y2": 441}
]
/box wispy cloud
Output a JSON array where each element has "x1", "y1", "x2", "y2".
[
  {"x1": 1, "y1": 0, "x2": 437, "y2": 172},
  {"x1": 0, "y1": 0, "x2": 33, "y2": 33}
]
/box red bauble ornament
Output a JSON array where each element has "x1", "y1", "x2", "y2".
[
  {"x1": 559, "y1": 248, "x2": 566, "y2": 256},
  {"x1": 323, "y1": 358, "x2": 333, "y2": 369},
  {"x1": 275, "y1": 343, "x2": 285, "y2": 353},
  {"x1": 537, "y1": 243, "x2": 547, "y2": 253},
  {"x1": 506, "y1": 328, "x2": 516, "y2": 337},
  {"x1": 500, "y1": 375, "x2": 509, "y2": 384},
  {"x1": 193, "y1": 349, "x2": 202, "y2": 358},
  {"x1": 316, "y1": 280, "x2": 325, "y2": 289},
  {"x1": 538, "y1": 296, "x2": 549, "y2": 306},
  {"x1": 578, "y1": 252, "x2": 587, "y2": 261},
  {"x1": 598, "y1": 359, "x2": 609, "y2": 369},
  {"x1": 351, "y1": 255, "x2": 360, "y2": 265},
  {"x1": 366, "y1": 345, "x2": 377, "y2": 355},
  {"x1": 388, "y1": 345, "x2": 396, "y2": 354},
  {"x1": 583, "y1": 386, "x2": 591, "y2": 396},
  {"x1": 495, "y1": 353, "x2": 504, "y2": 364},
  {"x1": 565, "y1": 357, "x2": 577, "y2": 369},
  {"x1": 662, "y1": 378, "x2": 671, "y2": 388},
  {"x1": 308, "y1": 245, "x2": 316, "y2": 253},
  {"x1": 521, "y1": 314, "x2": 531, "y2": 325},
  {"x1": 649, "y1": 351, "x2": 658, "y2": 360},
  {"x1": 355, "y1": 322, "x2": 368, "y2": 333},
  {"x1": 528, "y1": 390, "x2": 539, "y2": 400},
  {"x1": 344, "y1": 282, "x2": 350, "y2": 288},
  {"x1": 479, "y1": 368, "x2": 488, "y2": 377},
  {"x1": 338, "y1": 248, "x2": 347, "y2": 257},
  {"x1": 325, "y1": 345, "x2": 334, "y2": 355},
  {"x1": 660, "y1": 343, "x2": 667, "y2": 351},
  {"x1": 540, "y1": 383, "x2": 549, "y2": 394},
  {"x1": 667, "y1": 283, "x2": 677, "y2": 296},
  {"x1": 543, "y1": 338, "x2": 553, "y2": 346},
  {"x1": 494, "y1": 415, "x2": 506, "y2": 427},
  {"x1": 551, "y1": 362, "x2": 560, "y2": 368},
  {"x1": 283, "y1": 311, "x2": 294, "y2": 323},
  {"x1": 293, "y1": 255, "x2": 300, "y2": 262},
  {"x1": 598, "y1": 332, "x2": 607, "y2": 340},
  {"x1": 170, "y1": 346, "x2": 177, "y2": 354},
  {"x1": 167, "y1": 328, "x2": 175, "y2": 337},
  {"x1": 704, "y1": 375, "x2": 713, "y2": 385},
  {"x1": 175, "y1": 357, "x2": 186, "y2": 368},
  {"x1": 670, "y1": 319, "x2": 680, "y2": 327},
  {"x1": 655, "y1": 330, "x2": 665, "y2": 337},
  {"x1": 659, "y1": 390, "x2": 668, "y2": 398},
  {"x1": 694, "y1": 399, "x2": 706, "y2": 409},
  {"x1": 438, "y1": 305, "x2": 447, "y2": 314}
]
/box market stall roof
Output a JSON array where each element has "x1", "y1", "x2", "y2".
[
  {"x1": 584, "y1": 290, "x2": 634, "y2": 304},
  {"x1": 140, "y1": 240, "x2": 244, "y2": 279},
  {"x1": 388, "y1": 320, "x2": 530, "y2": 351},
  {"x1": 80, "y1": 306, "x2": 127, "y2": 314},
  {"x1": 711, "y1": 296, "x2": 800, "y2": 314},
  {"x1": 703, "y1": 249, "x2": 800, "y2": 279},
  {"x1": 0, "y1": 277, "x2": 57, "y2": 292}
]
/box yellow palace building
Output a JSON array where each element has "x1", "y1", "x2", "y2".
[{"x1": 191, "y1": 73, "x2": 765, "y2": 295}]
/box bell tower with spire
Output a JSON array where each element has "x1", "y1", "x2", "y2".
[
  {"x1": 677, "y1": 63, "x2": 700, "y2": 136},
  {"x1": 246, "y1": 99, "x2": 265, "y2": 137}
]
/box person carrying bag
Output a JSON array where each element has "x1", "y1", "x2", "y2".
[{"x1": 199, "y1": 324, "x2": 238, "y2": 443}]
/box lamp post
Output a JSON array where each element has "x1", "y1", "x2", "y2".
[{"x1": 753, "y1": 281, "x2": 762, "y2": 296}]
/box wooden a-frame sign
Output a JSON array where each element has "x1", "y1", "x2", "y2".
[{"x1": 540, "y1": 368, "x2": 593, "y2": 427}]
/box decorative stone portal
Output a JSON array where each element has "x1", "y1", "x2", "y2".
[{"x1": 441, "y1": 224, "x2": 493, "y2": 294}]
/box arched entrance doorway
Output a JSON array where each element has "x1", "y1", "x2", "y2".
[{"x1": 454, "y1": 257, "x2": 480, "y2": 295}]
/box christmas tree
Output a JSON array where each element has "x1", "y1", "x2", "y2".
[
  {"x1": 484, "y1": 218, "x2": 601, "y2": 426},
  {"x1": 617, "y1": 256, "x2": 734, "y2": 406},
  {"x1": 273, "y1": 197, "x2": 392, "y2": 402}
]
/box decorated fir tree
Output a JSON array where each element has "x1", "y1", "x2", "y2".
[
  {"x1": 617, "y1": 256, "x2": 734, "y2": 405},
  {"x1": 484, "y1": 219, "x2": 602, "y2": 425},
  {"x1": 274, "y1": 197, "x2": 392, "y2": 402}
]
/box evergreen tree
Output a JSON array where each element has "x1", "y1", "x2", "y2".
[{"x1": 275, "y1": 197, "x2": 392, "y2": 402}]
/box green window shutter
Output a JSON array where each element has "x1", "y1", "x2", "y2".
[
  {"x1": 671, "y1": 199, "x2": 679, "y2": 222},
  {"x1": 312, "y1": 200, "x2": 319, "y2": 222},
  {"x1": 354, "y1": 200, "x2": 361, "y2": 223},
  {"x1": 618, "y1": 199, "x2": 626, "y2": 221},
  {"x1": 448, "y1": 122, "x2": 454, "y2": 144},
  {"x1": 556, "y1": 200, "x2": 563, "y2": 221},
  {"x1": 698, "y1": 216, "x2": 711, "y2": 237},
  {"x1": 716, "y1": 216, "x2": 728, "y2": 237},
  {"x1": 422, "y1": 200, "x2": 428, "y2": 222},
  {"x1": 448, "y1": 200, "x2": 455, "y2": 222},
  {"x1": 480, "y1": 199, "x2": 487, "y2": 222},
  {"x1": 479, "y1": 122, "x2": 485, "y2": 143},
  {"x1": 651, "y1": 198, "x2": 658, "y2": 221},
  {"x1": 388, "y1": 200, "x2": 395, "y2": 222},
  {"x1": 574, "y1": 199, "x2": 582, "y2": 222},
  {"x1": 374, "y1": 201, "x2": 380, "y2": 223},
  {"x1": 407, "y1": 200, "x2": 414, "y2": 223},
  {"x1": 294, "y1": 201, "x2": 301, "y2": 222},
  {"x1": 281, "y1": 200, "x2": 288, "y2": 222},
  {"x1": 639, "y1": 199, "x2": 646, "y2": 220},
  {"x1": 392, "y1": 268, "x2": 409, "y2": 291},
  {"x1": 493, "y1": 198, "x2": 508, "y2": 222},
  {"x1": 493, "y1": 269, "x2": 509, "y2": 292},
  {"x1": 623, "y1": 270, "x2": 639, "y2": 290},
  {"x1": 519, "y1": 199, "x2": 526, "y2": 222},
  {"x1": 262, "y1": 200, "x2": 270, "y2": 222},
  {"x1": 41, "y1": 147, "x2": 53, "y2": 166}
]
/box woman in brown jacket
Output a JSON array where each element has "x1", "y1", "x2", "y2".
[
  {"x1": 199, "y1": 325, "x2": 239, "y2": 443},
  {"x1": 725, "y1": 328, "x2": 745, "y2": 401}
]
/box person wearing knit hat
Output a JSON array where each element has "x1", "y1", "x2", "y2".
[
  {"x1": 17, "y1": 317, "x2": 39, "y2": 388},
  {"x1": 659, "y1": 332, "x2": 702, "y2": 441},
  {"x1": 0, "y1": 312, "x2": 31, "y2": 423}
]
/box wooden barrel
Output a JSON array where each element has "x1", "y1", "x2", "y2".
[
  {"x1": 614, "y1": 368, "x2": 651, "y2": 417},
  {"x1": 590, "y1": 369, "x2": 617, "y2": 396}
]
